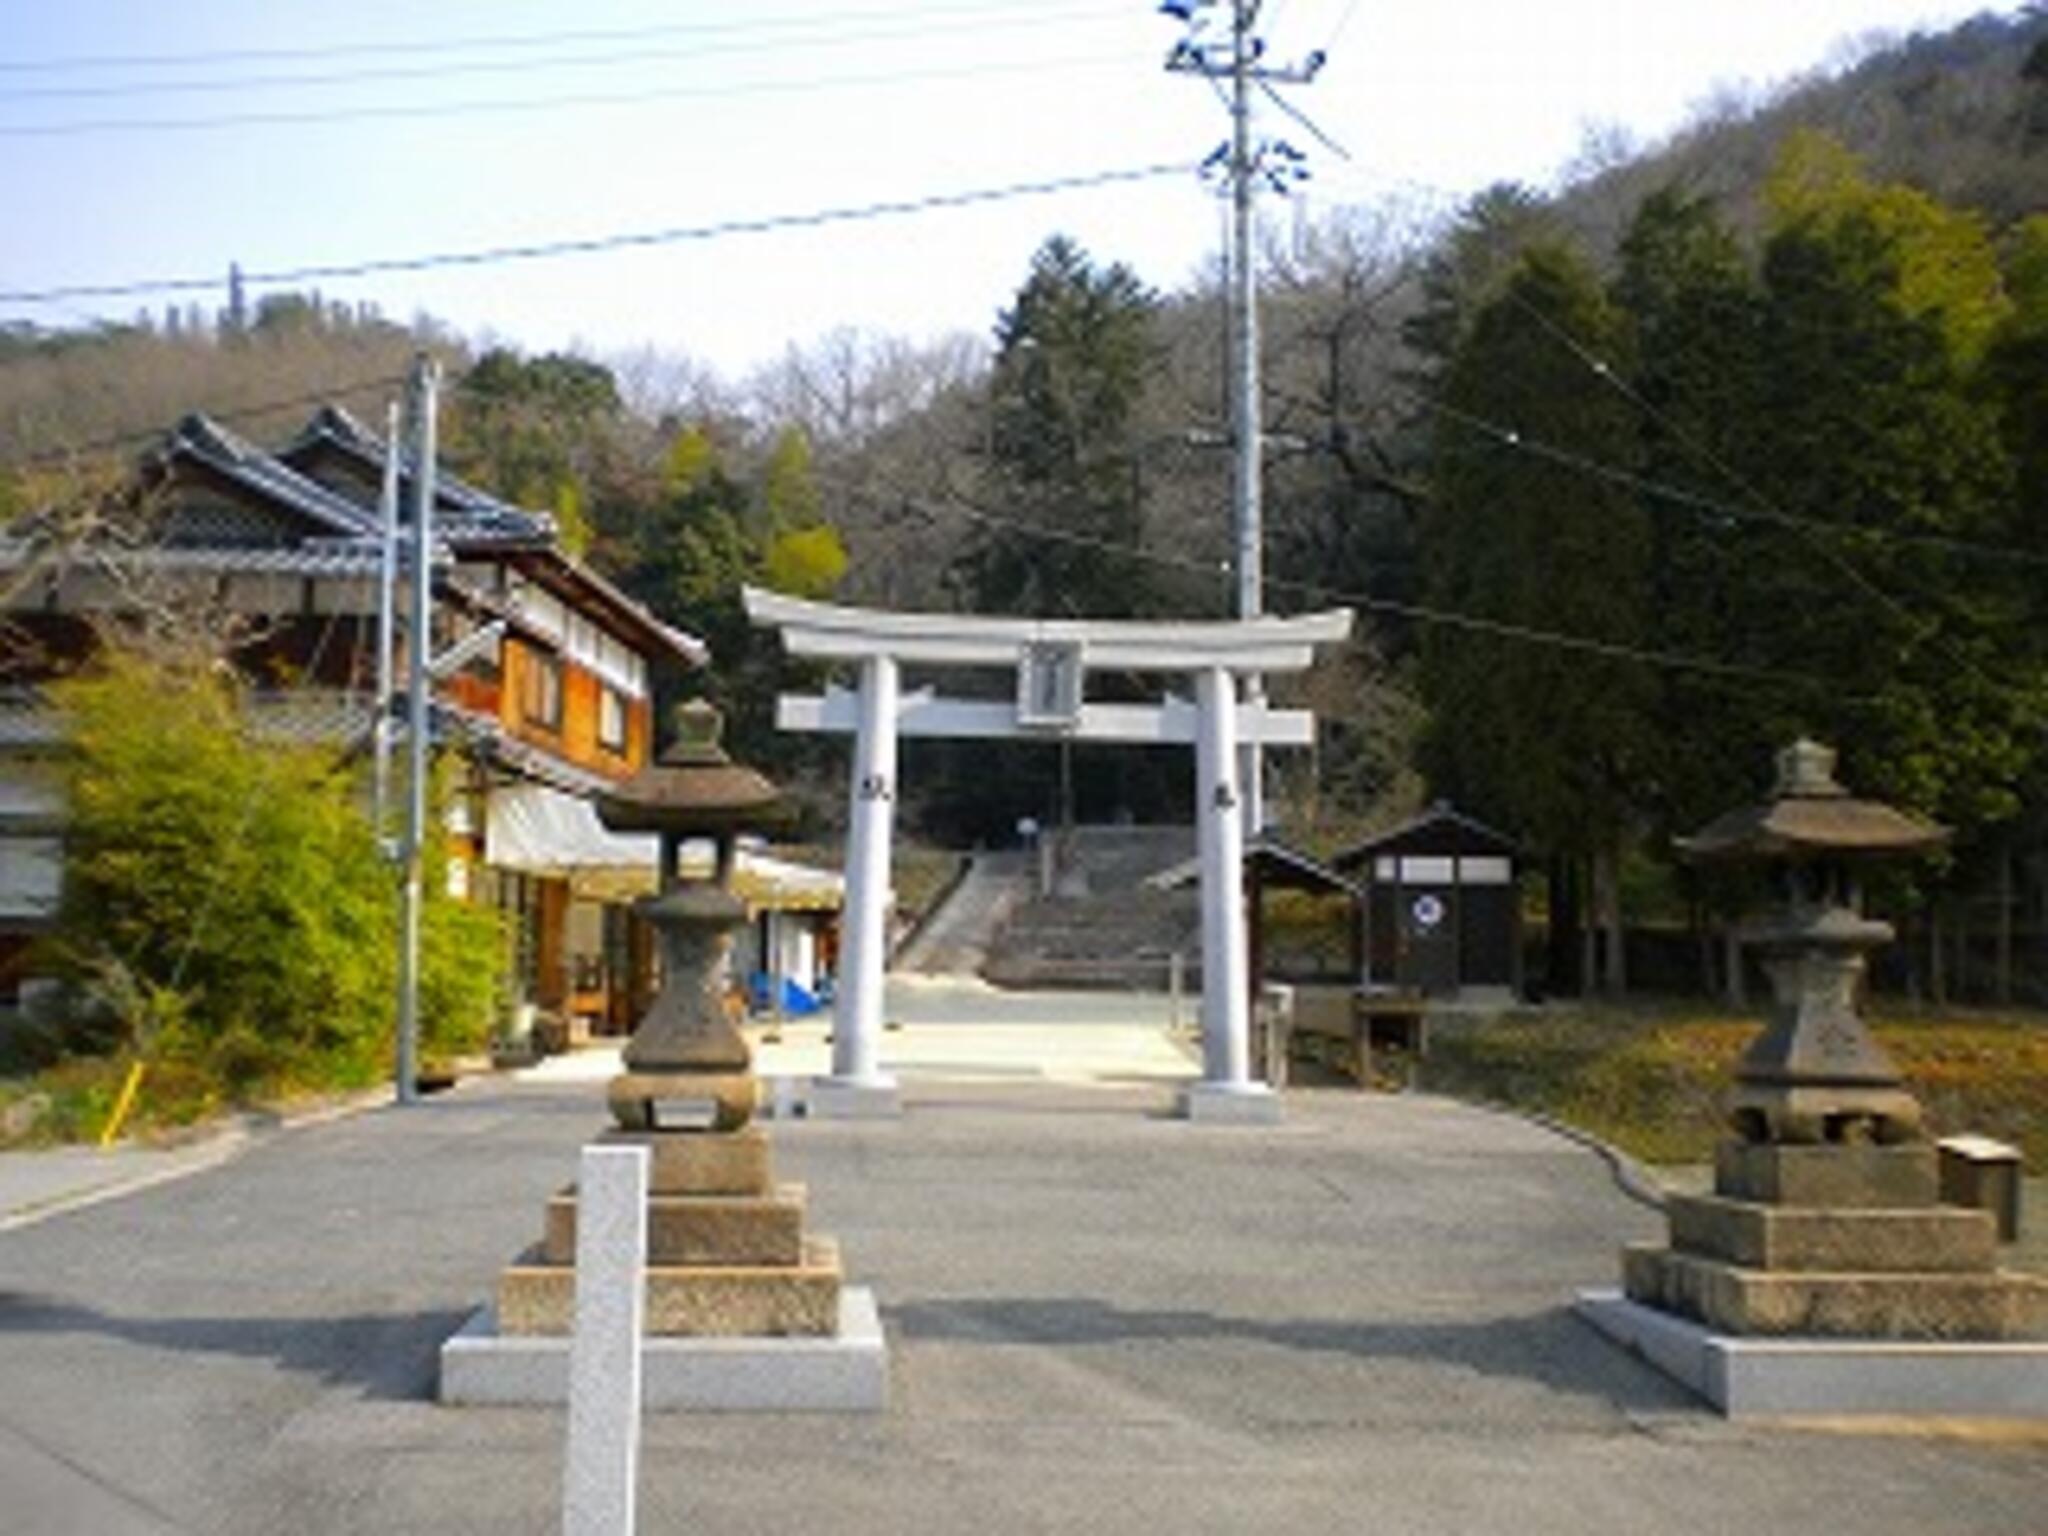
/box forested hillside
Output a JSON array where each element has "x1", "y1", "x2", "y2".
[{"x1": 6, "y1": 7, "x2": 2046, "y2": 997}]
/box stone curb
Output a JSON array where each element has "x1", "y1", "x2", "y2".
[{"x1": 1419, "y1": 1091, "x2": 1672, "y2": 1213}]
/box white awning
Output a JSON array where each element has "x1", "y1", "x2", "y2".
[
  {"x1": 485, "y1": 782, "x2": 656, "y2": 874},
  {"x1": 482, "y1": 783, "x2": 842, "y2": 912}
]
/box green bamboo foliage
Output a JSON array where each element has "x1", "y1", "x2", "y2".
[{"x1": 44, "y1": 655, "x2": 501, "y2": 1097}]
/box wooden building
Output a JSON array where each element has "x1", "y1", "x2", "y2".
[
  {"x1": 0, "y1": 406, "x2": 714, "y2": 1036},
  {"x1": 1333, "y1": 803, "x2": 1521, "y2": 1000}
]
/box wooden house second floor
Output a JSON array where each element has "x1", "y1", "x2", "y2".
[{"x1": 0, "y1": 408, "x2": 705, "y2": 785}]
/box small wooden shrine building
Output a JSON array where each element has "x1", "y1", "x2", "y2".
[{"x1": 1333, "y1": 803, "x2": 1521, "y2": 999}]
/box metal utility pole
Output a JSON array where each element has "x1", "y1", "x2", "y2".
[
  {"x1": 395, "y1": 354, "x2": 440, "y2": 1106},
  {"x1": 1165, "y1": 0, "x2": 1322, "y2": 838},
  {"x1": 370, "y1": 400, "x2": 402, "y2": 852}
]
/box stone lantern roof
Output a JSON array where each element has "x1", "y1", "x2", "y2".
[
  {"x1": 595, "y1": 699, "x2": 784, "y2": 838},
  {"x1": 1675, "y1": 739, "x2": 1949, "y2": 863}
]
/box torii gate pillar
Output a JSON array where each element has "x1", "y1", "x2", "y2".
[
  {"x1": 745, "y1": 588, "x2": 1353, "y2": 1123},
  {"x1": 818, "y1": 654, "x2": 902, "y2": 1115},
  {"x1": 1186, "y1": 666, "x2": 1258, "y2": 1113}
]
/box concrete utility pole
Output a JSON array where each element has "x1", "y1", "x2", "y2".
[
  {"x1": 396, "y1": 353, "x2": 440, "y2": 1107},
  {"x1": 1164, "y1": 0, "x2": 1323, "y2": 837}
]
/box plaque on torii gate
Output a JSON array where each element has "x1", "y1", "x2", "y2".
[{"x1": 743, "y1": 586, "x2": 1353, "y2": 1122}]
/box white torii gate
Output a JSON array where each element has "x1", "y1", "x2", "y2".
[{"x1": 744, "y1": 587, "x2": 1353, "y2": 1122}]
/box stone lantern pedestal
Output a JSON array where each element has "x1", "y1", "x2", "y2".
[
  {"x1": 441, "y1": 703, "x2": 885, "y2": 1410},
  {"x1": 1579, "y1": 741, "x2": 2047, "y2": 1416}
]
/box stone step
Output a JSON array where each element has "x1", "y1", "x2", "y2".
[
  {"x1": 543, "y1": 1184, "x2": 808, "y2": 1267},
  {"x1": 1667, "y1": 1194, "x2": 1998, "y2": 1274},
  {"x1": 1714, "y1": 1141, "x2": 1939, "y2": 1208},
  {"x1": 592, "y1": 1126, "x2": 774, "y2": 1196},
  {"x1": 1622, "y1": 1243, "x2": 2048, "y2": 1341},
  {"x1": 499, "y1": 1236, "x2": 843, "y2": 1339}
]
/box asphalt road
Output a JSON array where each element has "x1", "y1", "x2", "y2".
[{"x1": 2, "y1": 1076, "x2": 2043, "y2": 1536}]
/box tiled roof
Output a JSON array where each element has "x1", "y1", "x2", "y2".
[
  {"x1": 160, "y1": 413, "x2": 381, "y2": 543},
  {"x1": 282, "y1": 404, "x2": 556, "y2": 547},
  {"x1": 285, "y1": 406, "x2": 704, "y2": 663},
  {"x1": 0, "y1": 541, "x2": 411, "y2": 578}
]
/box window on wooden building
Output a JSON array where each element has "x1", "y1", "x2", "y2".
[
  {"x1": 597, "y1": 684, "x2": 628, "y2": 753},
  {"x1": 520, "y1": 647, "x2": 563, "y2": 730}
]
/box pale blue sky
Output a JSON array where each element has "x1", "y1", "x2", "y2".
[{"x1": 0, "y1": 1, "x2": 2027, "y2": 382}]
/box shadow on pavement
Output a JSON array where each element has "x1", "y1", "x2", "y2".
[
  {"x1": 887, "y1": 1295, "x2": 1695, "y2": 1414},
  {"x1": 0, "y1": 1291, "x2": 468, "y2": 1402}
]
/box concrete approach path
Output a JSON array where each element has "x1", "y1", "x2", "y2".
[
  {"x1": 523, "y1": 976, "x2": 1198, "y2": 1095},
  {"x1": 2, "y1": 1062, "x2": 2044, "y2": 1533}
]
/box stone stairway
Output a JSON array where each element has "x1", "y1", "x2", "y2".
[{"x1": 981, "y1": 826, "x2": 1200, "y2": 990}]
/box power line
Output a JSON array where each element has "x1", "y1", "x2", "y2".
[
  {"x1": 1415, "y1": 393, "x2": 2048, "y2": 571},
  {"x1": 1496, "y1": 285, "x2": 2018, "y2": 693},
  {"x1": 0, "y1": 3, "x2": 1128, "y2": 104},
  {"x1": 842, "y1": 472, "x2": 1850, "y2": 696},
  {"x1": 1323, "y1": 0, "x2": 1368, "y2": 52},
  {"x1": 0, "y1": 162, "x2": 1196, "y2": 307},
  {"x1": 11, "y1": 351, "x2": 1857, "y2": 699},
  {"x1": 0, "y1": 0, "x2": 1115, "y2": 75},
  {"x1": 0, "y1": 49, "x2": 1133, "y2": 138}
]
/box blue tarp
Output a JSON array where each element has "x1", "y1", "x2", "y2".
[{"x1": 748, "y1": 972, "x2": 826, "y2": 1016}]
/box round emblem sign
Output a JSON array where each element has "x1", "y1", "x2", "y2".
[{"x1": 1411, "y1": 893, "x2": 1446, "y2": 931}]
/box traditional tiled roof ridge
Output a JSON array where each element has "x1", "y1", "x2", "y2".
[
  {"x1": 159, "y1": 412, "x2": 380, "y2": 543},
  {"x1": 280, "y1": 404, "x2": 557, "y2": 546},
  {"x1": 282, "y1": 406, "x2": 703, "y2": 664}
]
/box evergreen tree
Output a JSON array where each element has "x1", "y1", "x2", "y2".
[
  {"x1": 1985, "y1": 215, "x2": 2048, "y2": 556},
  {"x1": 1420, "y1": 242, "x2": 1652, "y2": 992},
  {"x1": 450, "y1": 350, "x2": 627, "y2": 555},
  {"x1": 1612, "y1": 188, "x2": 1799, "y2": 839},
  {"x1": 1749, "y1": 147, "x2": 2036, "y2": 833},
  {"x1": 961, "y1": 235, "x2": 1160, "y2": 618},
  {"x1": 1400, "y1": 183, "x2": 1555, "y2": 388}
]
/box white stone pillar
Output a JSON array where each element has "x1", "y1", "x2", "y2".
[
  {"x1": 821, "y1": 654, "x2": 901, "y2": 1115},
  {"x1": 1239, "y1": 673, "x2": 1266, "y2": 841},
  {"x1": 562, "y1": 1143, "x2": 647, "y2": 1536},
  {"x1": 1183, "y1": 666, "x2": 1277, "y2": 1122}
]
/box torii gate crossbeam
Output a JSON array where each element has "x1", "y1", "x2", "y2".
[{"x1": 744, "y1": 587, "x2": 1353, "y2": 1122}]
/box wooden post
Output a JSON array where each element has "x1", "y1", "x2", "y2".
[
  {"x1": 1930, "y1": 899, "x2": 1948, "y2": 1011},
  {"x1": 1348, "y1": 891, "x2": 1367, "y2": 986},
  {"x1": 1996, "y1": 842, "x2": 2014, "y2": 1007},
  {"x1": 1245, "y1": 851, "x2": 1265, "y2": 1039}
]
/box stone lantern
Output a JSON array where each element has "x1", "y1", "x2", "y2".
[
  {"x1": 1613, "y1": 740, "x2": 2046, "y2": 1345},
  {"x1": 594, "y1": 696, "x2": 782, "y2": 1135},
  {"x1": 1675, "y1": 737, "x2": 1944, "y2": 1153},
  {"x1": 466, "y1": 701, "x2": 870, "y2": 1378}
]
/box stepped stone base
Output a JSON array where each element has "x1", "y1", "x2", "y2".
[
  {"x1": 1715, "y1": 1142, "x2": 1940, "y2": 1208},
  {"x1": 1576, "y1": 1289, "x2": 2048, "y2": 1419},
  {"x1": 500, "y1": 1236, "x2": 844, "y2": 1337},
  {"x1": 440, "y1": 1287, "x2": 888, "y2": 1411},
  {"x1": 1622, "y1": 1243, "x2": 2048, "y2": 1340},
  {"x1": 593, "y1": 1126, "x2": 772, "y2": 1195},
  {"x1": 1667, "y1": 1194, "x2": 1997, "y2": 1273},
  {"x1": 544, "y1": 1184, "x2": 808, "y2": 1266}
]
